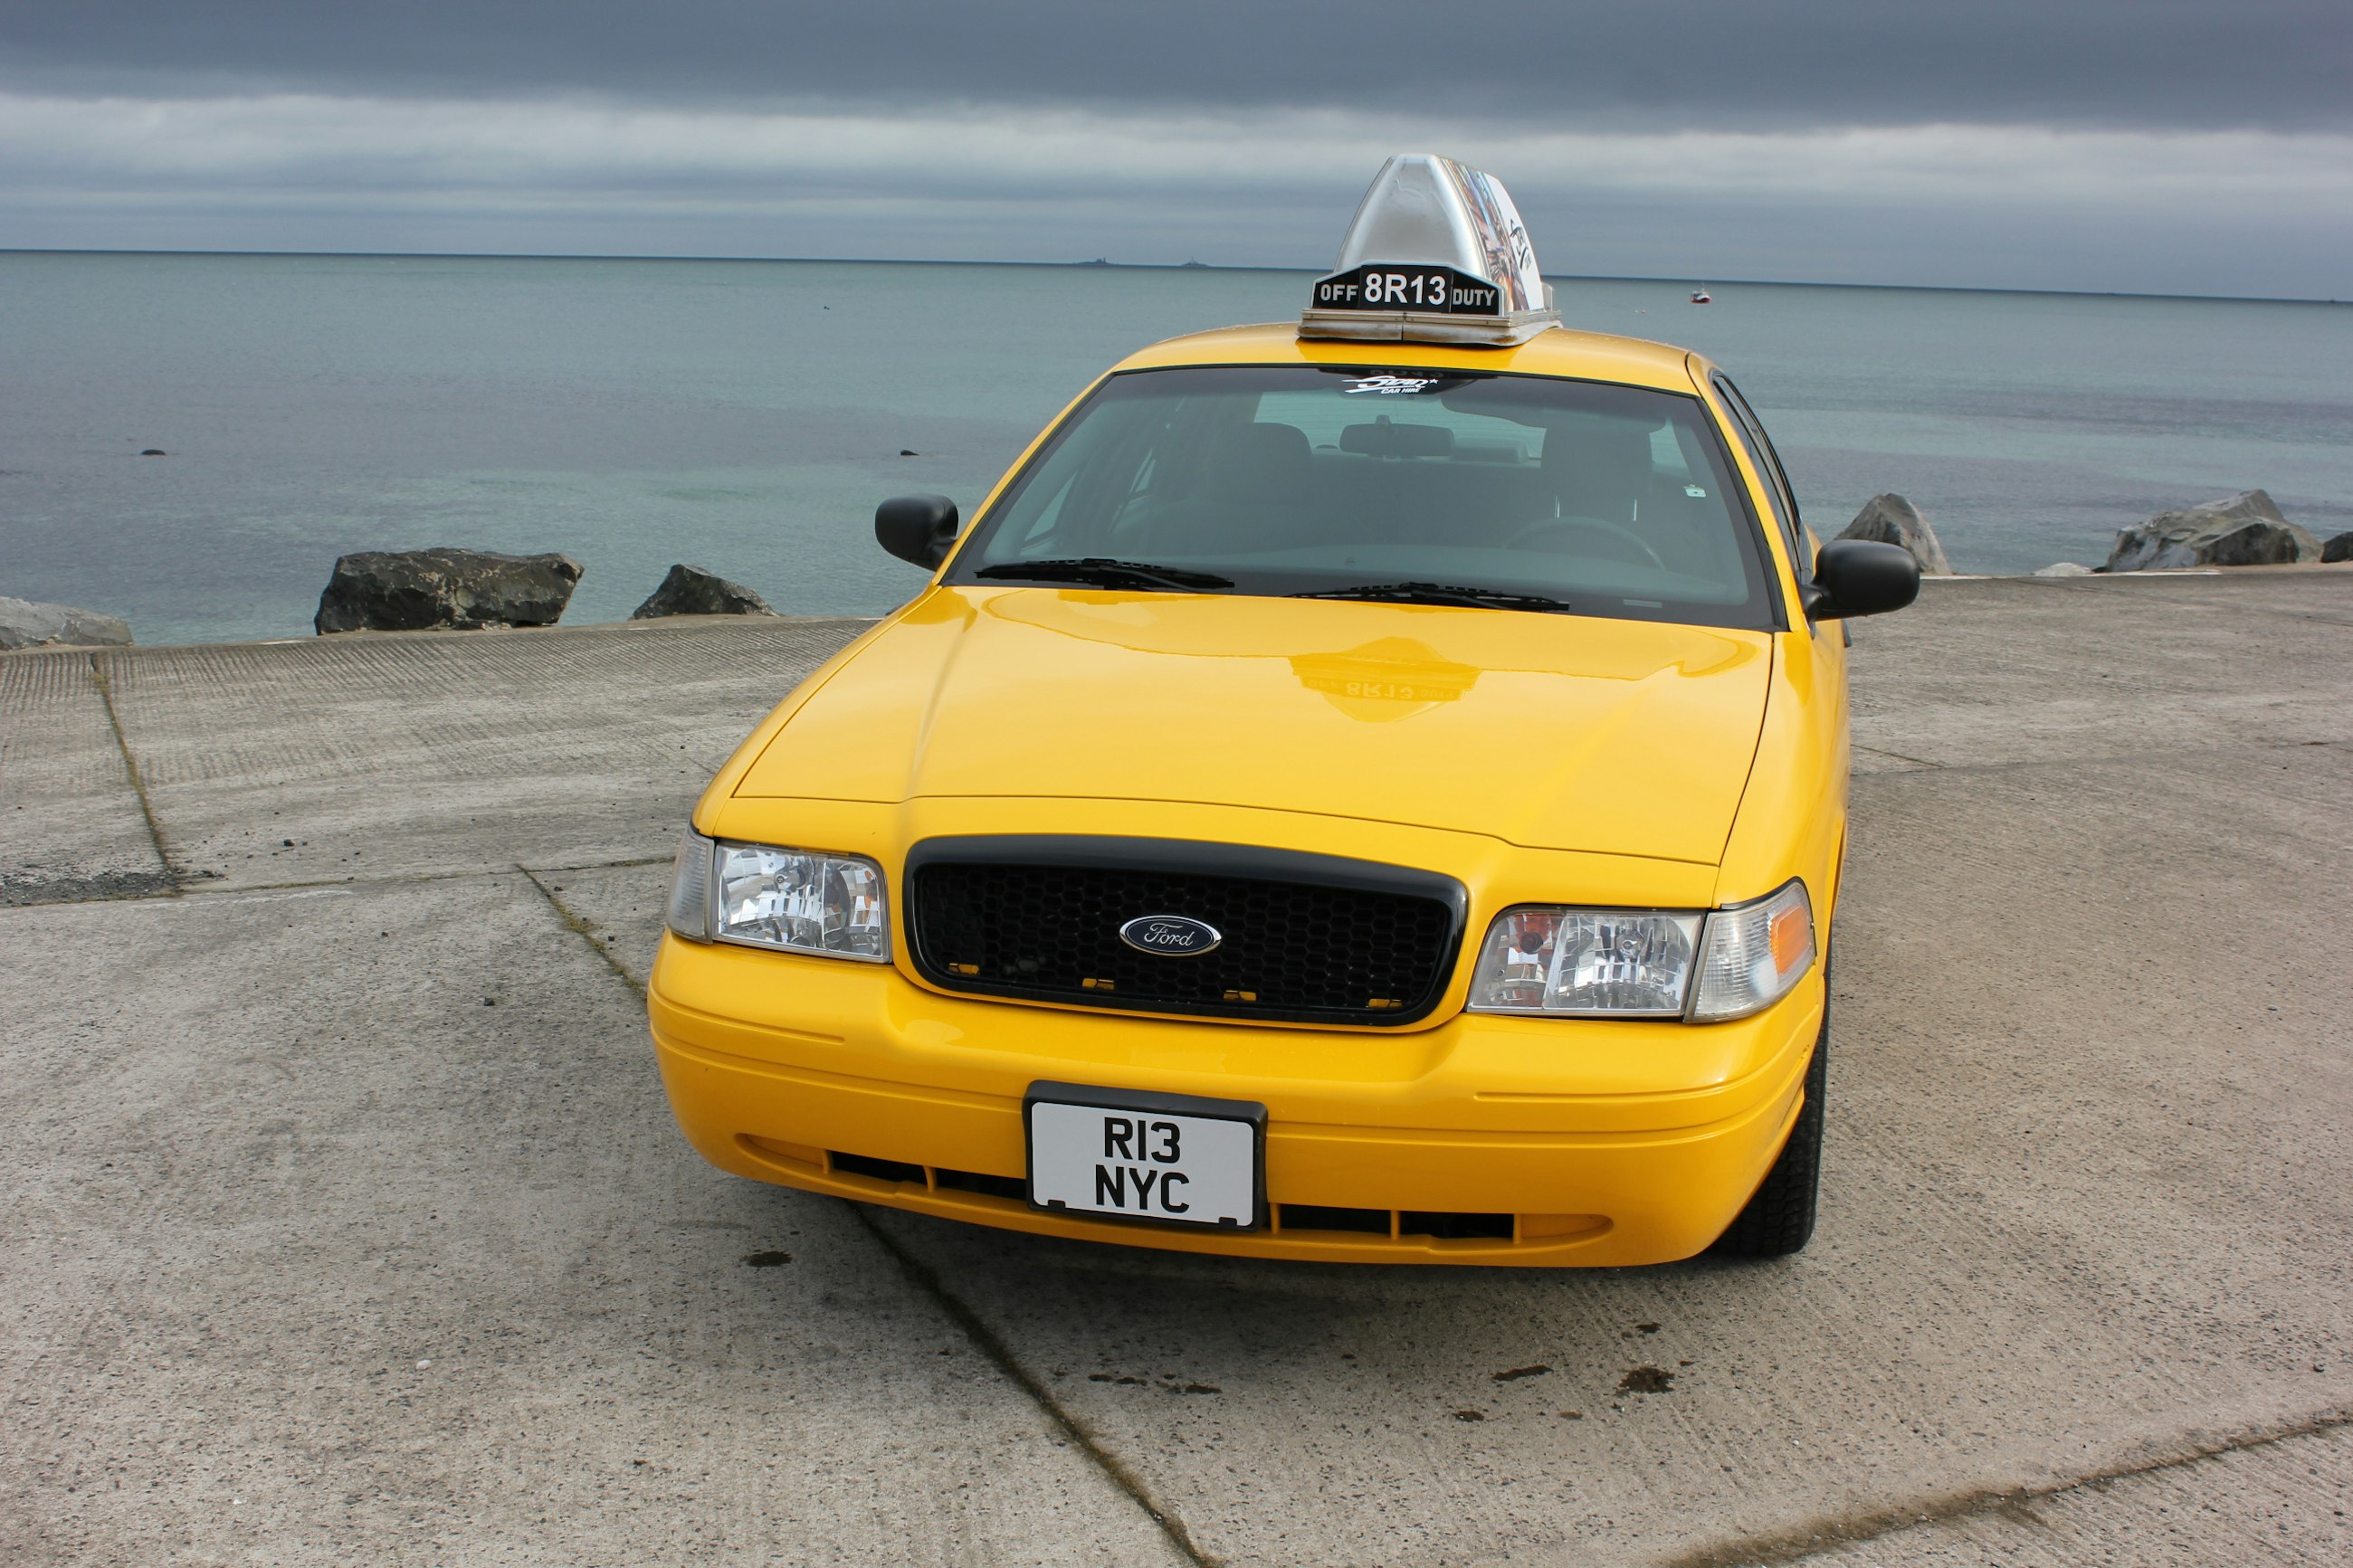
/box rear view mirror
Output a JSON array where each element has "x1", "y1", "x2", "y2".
[
  {"x1": 1339, "y1": 420, "x2": 1453, "y2": 459},
  {"x1": 876, "y1": 494, "x2": 960, "y2": 570},
  {"x1": 1806, "y1": 539, "x2": 1920, "y2": 620}
]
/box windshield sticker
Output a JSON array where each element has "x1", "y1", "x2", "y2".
[{"x1": 1342, "y1": 375, "x2": 1443, "y2": 395}]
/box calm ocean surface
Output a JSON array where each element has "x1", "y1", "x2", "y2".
[{"x1": 5, "y1": 251, "x2": 2348, "y2": 646}]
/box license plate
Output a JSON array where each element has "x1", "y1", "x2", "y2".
[{"x1": 1024, "y1": 1082, "x2": 1265, "y2": 1230}]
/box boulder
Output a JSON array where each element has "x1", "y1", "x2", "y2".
[
  {"x1": 314, "y1": 547, "x2": 583, "y2": 634},
  {"x1": 2099, "y1": 490, "x2": 2320, "y2": 572},
  {"x1": 2323, "y1": 531, "x2": 2353, "y2": 564},
  {"x1": 0, "y1": 595, "x2": 134, "y2": 651},
  {"x1": 630, "y1": 564, "x2": 778, "y2": 620},
  {"x1": 2034, "y1": 562, "x2": 2094, "y2": 577},
  {"x1": 1837, "y1": 494, "x2": 1952, "y2": 575}
]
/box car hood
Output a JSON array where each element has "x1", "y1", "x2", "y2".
[{"x1": 738, "y1": 587, "x2": 1772, "y2": 864}]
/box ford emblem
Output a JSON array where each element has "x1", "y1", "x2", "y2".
[{"x1": 1118, "y1": 914, "x2": 1223, "y2": 957}]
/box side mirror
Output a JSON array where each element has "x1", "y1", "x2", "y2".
[
  {"x1": 1805, "y1": 539, "x2": 1920, "y2": 620},
  {"x1": 875, "y1": 493, "x2": 960, "y2": 570}
]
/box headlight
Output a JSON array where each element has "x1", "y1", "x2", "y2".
[
  {"x1": 663, "y1": 829, "x2": 890, "y2": 962},
  {"x1": 1690, "y1": 879, "x2": 1814, "y2": 1022},
  {"x1": 1465, "y1": 879, "x2": 1815, "y2": 1021},
  {"x1": 1467, "y1": 908, "x2": 1702, "y2": 1016}
]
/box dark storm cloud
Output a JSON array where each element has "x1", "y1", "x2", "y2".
[
  {"x1": 4, "y1": 0, "x2": 2346, "y2": 297},
  {"x1": 4, "y1": 0, "x2": 2348, "y2": 133}
]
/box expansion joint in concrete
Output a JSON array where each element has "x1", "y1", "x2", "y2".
[
  {"x1": 506, "y1": 856, "x2": 1215, "y2": 1563},
  {"x1": 1659, "y1": 1402, "x2": 2353, "y2": 1567},
  {"x1": 847, "y1": 1205, "x2": 1220, "y2": 1568},
  {"x1": 196, "y1": 855, "x2": 676, "y2": 901},
  {"x1": 86, "y1": 653, "x2": 179, "y2": 895},
  {"x1": 517, "y1": 864, "x2": 647, "y2": 998},
  {"x1": 1851, "y1": 745, "x2": 1941, "y2": 770},
  {"x1": 11, "y1": 855, "x2": 683, "y2": 910}
]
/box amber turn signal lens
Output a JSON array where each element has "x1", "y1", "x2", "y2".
[{"x1": 1769, "y1": 904, "x2": 1811, "y2": 972}]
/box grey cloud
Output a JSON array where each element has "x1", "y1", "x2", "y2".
[{"x1": 4, "y1": 0, "x2": 2349, "y2": 133}]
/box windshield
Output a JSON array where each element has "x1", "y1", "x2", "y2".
[{"x1": 947, "y1": 365, "x2": 1778, "y2": 630}]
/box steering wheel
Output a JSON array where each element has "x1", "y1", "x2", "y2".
[{"x1": 1501, "y1": 515, "x2": 1666, "y2": 569}]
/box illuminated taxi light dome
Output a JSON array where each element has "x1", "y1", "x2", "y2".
[{"x1": 1300, "y1": 154, "x2": 1560, "y2": 347}]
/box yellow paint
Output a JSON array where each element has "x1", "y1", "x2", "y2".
[
  {"x1": 652, "y1": 320, "x2": 1853, "y2": 1266},
  {"x1": 735, "y1": 589, "x2": 1769, "y2": 864}
]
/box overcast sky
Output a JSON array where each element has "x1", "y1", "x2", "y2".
[{"x1": 4, "y1": 1, "x2": 2348, "y2": 297}]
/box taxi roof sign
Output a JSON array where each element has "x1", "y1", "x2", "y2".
[{"x1": 1300, "y1": 155, "x2": 1559, "y2": 347}]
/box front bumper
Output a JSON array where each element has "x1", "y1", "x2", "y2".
[{"x1": 648, "y1": 930, "x2": 1821, "y2": 1267}]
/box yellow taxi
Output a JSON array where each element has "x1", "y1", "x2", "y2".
[{"x1": 649, "y1": 156, "x2": 1919, "y2": 1266}]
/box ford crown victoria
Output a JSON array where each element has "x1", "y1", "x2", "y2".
[{"x1": 648, "y1": 156, "x2": 1918, "y2": 1266}]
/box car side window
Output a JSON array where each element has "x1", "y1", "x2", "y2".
[{"x1": 1712, "y1": 375, "x2": 1810, "y2": 587}]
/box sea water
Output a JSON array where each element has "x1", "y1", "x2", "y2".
[{"x1": 4, "y1": 251, "x2": 2348, "y2": 646}]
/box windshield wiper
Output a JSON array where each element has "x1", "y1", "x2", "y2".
[
  {"x1": 973, "y1": 557, "x2": 1234, "y2": 591},
  {"x1": 1290, "y1": 581, "x2": 1574, "y2": 613}
]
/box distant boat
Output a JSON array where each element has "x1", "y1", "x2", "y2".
[{"x1": 1690, "y1": 286, "x2": 1712, "y2": 304}]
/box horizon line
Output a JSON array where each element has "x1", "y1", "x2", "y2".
[{"x1": 0, "y1": 245, "x2": 2342, "y2": 309}]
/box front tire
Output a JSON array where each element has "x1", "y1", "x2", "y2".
[{"x1": 1709, "y1": 992, "x2": 1827, "y2": 1259}]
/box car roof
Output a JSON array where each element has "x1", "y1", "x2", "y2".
[{"x1": 1110, "y1": 321, "x2": 1713, "y2": 394}]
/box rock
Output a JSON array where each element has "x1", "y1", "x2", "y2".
[
  {"x1": 2323, "y1": 532, "x2": 2353, "y2": 564},
  {"x1": 2099, "y1": 489, "x2": 2320, "y2": 572},
  {"x1": 0, "y1": 595, "x2": 134, "y2": 651},
  {"x1": 2034, "y1": 562, "x2": 2094, "y2": 577},
  {"x1": 1837, "y1": 494, "x2": 1952, "y2": 575},
  {"x1": 314, "y1": 547, "x2": 583, "y2": 634},
  {"x1": 900, "y1": 449, "x2": 919, "y2": 457},
  {"x1": 630, "y1": 564, "x2": 777, "y2": 620},
  {"x1": 139, "y1": 449, "x2": 167, "y2": 457}
]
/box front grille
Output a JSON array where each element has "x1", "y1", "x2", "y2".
[
  {"x1": 812, "y1": 1150, "x2": 1546, "y2": 1248},
  {"x1": 1278, "y1": 1205, "x2": 1515, "y2": 1240},
  {"x1": 905, "y1": 836, "x2": 1465, "y2": 1026},
  {"x1": 830, "y1": 1151, "x2": 924, "y2": 1186}
]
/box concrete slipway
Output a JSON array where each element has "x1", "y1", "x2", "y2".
[{"x1": 3, "y1": 570, "x2": 2348, "y2": 1567}]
